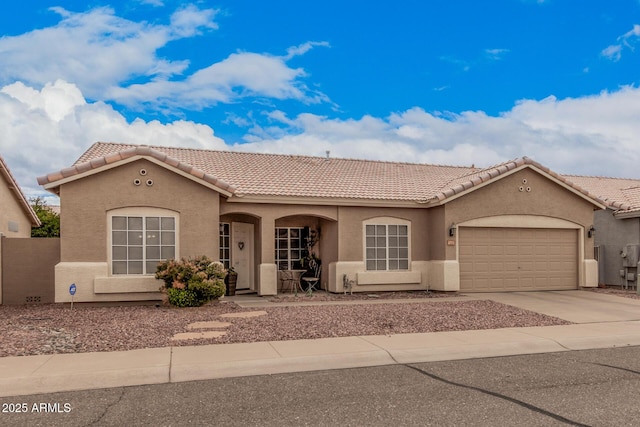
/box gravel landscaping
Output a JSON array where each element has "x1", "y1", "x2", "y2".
[
  {"x1": 586, "y1": 286, "x2": 640, "y2": 299},
  {"x1": 0, "y1": 294, "x2": 573, "y2": 358}
]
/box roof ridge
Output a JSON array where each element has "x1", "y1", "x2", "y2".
[
  {"x1": 563, "y1": 173, "x2": 640, "y2": 181},
  {"x1": 87, "y1": 142, "x2": 477, "y2": 170}
]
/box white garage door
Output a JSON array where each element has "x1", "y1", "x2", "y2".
[{"x1": 459, "y1": 227, "x2": 578, "y2": 292}]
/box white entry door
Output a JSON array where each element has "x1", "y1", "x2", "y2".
[{"x1": 231, "y1": 222, "x2": 254, "y2": 290}]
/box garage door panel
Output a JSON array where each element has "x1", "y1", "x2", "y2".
[
  {"x1": 474, "y1": 244, "x2": 490, "y2": 254},
  {"x1": 519, "y1": 246, "x2": 534, "y2": 256},
  {"x1": 490, "y1": 246, "x2": 504, "y2": 255},
  {"x1": 459, "y1": 227, "x2": 578, "y2": 292},
  {"x1": 504, "y1": 244, "x2": 519, "y2": 253}
]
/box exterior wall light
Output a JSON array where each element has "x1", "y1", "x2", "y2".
[
  {"x1": 587, "y1": 225, "x2": 595, "y2": 238},
  {"x1": 448, "y1": 223, "x2": 456, "y2": 237}
]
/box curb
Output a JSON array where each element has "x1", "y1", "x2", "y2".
[{"x1": 2, "y1": 322, "x2": 640, "y2": 398}]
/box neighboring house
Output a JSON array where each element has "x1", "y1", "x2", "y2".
[
  {"x1": 0, "y1": 154, "x2": 40, "y2": 237},
  {"x1": 38, "y1": 142, "x2": 605, "y2": 303},
  {"x1": 564, "y1": 175, "x2": 640, "y2": 288}
]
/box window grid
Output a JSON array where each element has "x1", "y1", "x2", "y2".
[
  {"x1": 275, "y1": 227, "x2": 305, "y2": 270},
  {"x1": 365, "y1": 224, "x2": 409, "y2": 271},
  {"x1": 112, "y1": 216, "x2": 176, "y2": 275},
  {"x1": 219, "y1": 223, "x2": 231, "y2": 270}
]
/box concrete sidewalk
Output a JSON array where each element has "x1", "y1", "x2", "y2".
[{"x1": 2, "y1": 319, "x2": 640, "y2": 398}]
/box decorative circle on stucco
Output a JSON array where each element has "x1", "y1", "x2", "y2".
[
  {"x1": 526, "y1": 186, "x2": 532, "y2": 192},
  {"x1": 139, "y1": 169, "x2": 147, "y2": 176},
  {"x1": 522, "y1": 178, "x2": 528, "y2": 184},
  {"x1": 146, "y1": 179, "x2": 154, "y2": 186},
  {"x1": 133, "y1": 179, "x2": 141, "y2": 186},
  {"x1": 519, "y1": 186, "x2": 524, "y2": 192}
]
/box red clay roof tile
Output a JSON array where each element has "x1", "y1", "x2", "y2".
[{"x1": 37, "y1": 142, "x2": 610, "y2": 207}]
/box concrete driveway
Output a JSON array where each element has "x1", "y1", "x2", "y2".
[{"x1": 473, "y1": 290, "x2": 640, "y2": 323}]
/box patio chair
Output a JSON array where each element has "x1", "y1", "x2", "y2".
[{"x1": 301, "y1": 260, "x2": 321, "y2": 294}]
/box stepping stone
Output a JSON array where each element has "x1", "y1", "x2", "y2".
[
  {"x1": 187, "y1": 321, "x2": 231, "y2": 330},
  {"x1": 219, "y1": 310, "x2": 267, "y2": 319},
  {"x1": 171, "y1": 331, "x2": 227, "y2": 341}
]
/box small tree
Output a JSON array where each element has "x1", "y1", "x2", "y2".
[{"x1": 30, "y1": 197, "x2": 60, "y2": 238}]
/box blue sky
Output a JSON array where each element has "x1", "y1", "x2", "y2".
[{"x1": 1, "y1": 0, "x2": 640, "y2": 200}]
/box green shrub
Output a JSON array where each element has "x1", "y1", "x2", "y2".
[
  {"x1": 188, "y1": 276, "x2": 225, "y2": 302},
  {"x1": 166, "y1": 288, "x2": 199, "y2": 307},
  {"x1": 156, "y1": 256, "x2": 227, "y2": 307}
]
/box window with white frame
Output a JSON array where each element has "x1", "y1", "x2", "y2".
[
  {"x1": 275, "y1": 227, "x2": 306, "y2": 270},
  {"x1": 111, "y1": 216, "x2": 176, "y2": 275},
  {"x1": 365, "y1": 223, "x2": 409, "y2": 271},
  {"x1": 219, "y1": 222, "x2": 230, "y2": 270}
]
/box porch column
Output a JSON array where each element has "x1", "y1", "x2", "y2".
[{"x1": 258, "y1": 216, "x2": 277, "y2": 296}]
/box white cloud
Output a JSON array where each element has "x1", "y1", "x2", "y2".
[
  {"x1": 169, "y1": 4, "x2": 218, "y2": 37},
  {"x1": 0, "y1": 6, "x2": 326, "y2": 113},
  {"x1": 0, "y1": 7, "x2": 187, "y2": 98},
  {"x1": 3, "y1": 81, "x2": 640, "y2": 205},
  {"x1": 602, "y1": 44, "x2": 623, "y2": 61},
  {"x1": 602, "y1": 24, "x2": 640, "y2": 61},
  {"x1": 109, "y1": 50, "x2": 329, "y2": 109},
  {"x1": 0, "y1": 80, "x2": 226, "y2": 202},
  {"x1": 236, "y1": 86, "x2": 640, "y2": 178},
  {"x1": 484, "y1": 48, "x2": 510, "y2": 60},
  {"x1": 137, "y1": 0, "x2": 164, "y2": 6},
  {"x1": 283, "y1": 41, "x2": 330, "y2": 60}
]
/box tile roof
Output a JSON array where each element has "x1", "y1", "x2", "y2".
[
  {"x1": 40, "y1": 142, "x2": 481, "y2": 202},
  {"x1": 0, "y1": 154, "x2": 40, "y2": 226},
  {"x1": 564, "y1": 175, "x2": 640, "y2": 213},
  {"x1": 38, "y1": 142, "x2": 605, "y2": 207},
  {"x1": 431, "y1": 156, "x2": 603, "y2": 204}
]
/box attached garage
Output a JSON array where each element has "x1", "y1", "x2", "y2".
[{"x1": 459, "y1": 227, "x2": 578, "y2": 292}]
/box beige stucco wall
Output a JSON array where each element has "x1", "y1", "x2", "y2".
[
  {"x1": 57, "y1": 159, "x2": 219, "y2": 302},
  {"x1": 54, "y1": 163, "x2": 600, "y2": 301},
  {"x1": 443, "y1": 169, "x2": 597, "y2": 262},
  {"x1": 429, "y1": 168, "x2": 600, "y2": 291},
  {"x1": 60, "y1": 159, "x2": 219, "y2": 262},
  {"x1": 336, "y1": 206, "x2": 429, "y2": 261},
  {"x1": 325, "y1": 206, "x2": 430, "y2": 292},
  {"x1": 327, "y1": 169, "x2": 599, "y2": 293},
  {"x1": 0, "y1": 177, "x2": 32, "y2": 238}
]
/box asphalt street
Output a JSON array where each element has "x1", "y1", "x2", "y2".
[{"x1": 1, "y1": 346, "x2": 639, "y2": 426}]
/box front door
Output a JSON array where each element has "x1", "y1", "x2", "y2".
[{"x1": 231, "y1": 222, "x2": 254, "y2": 290}]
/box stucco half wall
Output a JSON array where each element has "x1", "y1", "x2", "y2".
[{"x1": 55, "y1": 262, "x2": 163, "y2": 303}]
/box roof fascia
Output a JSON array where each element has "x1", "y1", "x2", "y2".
[
  {"x1": 429, "y1": 164, "x2": 607, "y2": 210},
  {"x1": 613, "y1": 209, "x2": 640, "y2": 219},
  {"x1": 228, "y1": 194, "x2": 427, "y2": 208},
  {"x1": 43, "y1": 155, "x2": 234, "y2": 197},
  {"x1": 0, "y1": 157, "x2": 41, "y2": 226}
]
